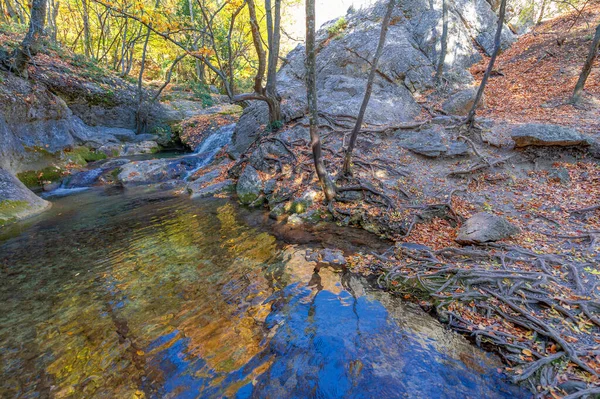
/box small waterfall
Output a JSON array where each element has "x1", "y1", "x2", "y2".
[
  {"x1": 185, "y1": 123, "x2": 236, "y2": 180},
  {"x1": 42, "y1": 168, "x2": 104, "y2": 197}
]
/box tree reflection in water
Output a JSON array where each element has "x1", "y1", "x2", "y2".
[{"x1": 0, "y1": 188, "x2": 529, "y2": 398}]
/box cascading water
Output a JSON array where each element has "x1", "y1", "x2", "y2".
[
  {"x1": 42, "y1": 168, "x2": 105, "y2": 198},
  {"x1": 184, "y1": 123, "x2": 236, "y2": 180}
]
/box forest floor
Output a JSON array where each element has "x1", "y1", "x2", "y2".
[
  {"x1": 208, "y1": 6, "x2": 600, "y2": 398},
  {"x1": 470, "y1": 3, "x2": 600, "y2": 136}
]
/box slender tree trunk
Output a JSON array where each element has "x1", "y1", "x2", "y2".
[
  {"x1": 234, "y1": 0, "x2": 281, "y2": 126},
  {"x1": 136, "y1": 26, "x2": 151, "y2": 134},
  {"x1": 227, "y1": 1, "x2": 245, "y2": 95},
  {"x1": 247, "y1": 0, "x2": 266, "y2": 94},
  {"x1": 435, "y1": 0, "x2": 448, "y2": 85},
  {"x1": 50, "y1": 0, "x2": 59, "y2": 42},
  {"x1": 187, "y1": 0, "x2": 203, "y2": 83},
  {"x1": 537, "y1": 0, "x2": 546, "y2": 24},
  {"x1": 464, "y1": 0, "x2": 507, "y2": 127},
  {"x1": 265, "y1": 0, "x2": 282, "y2": 125},
  {"x1": 81, "y1": 0, "x2": 91, "y2": 58},
  {"x1": 342, "y1": 0, "x2": 395, "y2": 176},
  {"x1": 4, "y1": 0, "x2": 21, "y2": 23},
  {"x1": 306, "y1": 0, "x2": 336, "y2": 201},
  {"x1": 9, "y1": 0, "x2": 47, "y2": 76},
  {"x1": 571, "y1": 24, "x2": 600, "y2": 103}
]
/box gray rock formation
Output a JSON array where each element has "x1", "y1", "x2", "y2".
[
  {"x1": 230, "y1": 0, "x2": 514, "y2": 157},
  {"x1": 456, "y1": 212, "x2": 520, "y2": 244},
  {"x1": 117, "y1": 156, "x2": 202, "y2": 185},
  {"x1": 442, "y1": 88, "x2": 482, "y2": 116},
  {"x1": 511, "y1": 124, "x2": 591, "y2": 147},
  {"x1": 98, "y1": 140, "x2": 159, "y2": 157},
  {"x1": 0, "y1": 168, "x2": 51, "y2": 226},
  {"x1": 236, "y1": 165, "x2": 263, "y2": 205},
  {"x1": 393, "y1": 128, "x2": 469, "y2": 157}
]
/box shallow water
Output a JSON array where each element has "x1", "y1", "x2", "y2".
[{"x1": 0, "y1": 188, "x2": 529, "y2": 398}]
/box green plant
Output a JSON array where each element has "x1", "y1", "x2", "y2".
[
  {"x1": 188, "y1": 82, "x2": 215, "y2": 108},
  {"x1": 327, "y1": 17, "x2": 348, "y2": 38},
  {"x1": 267, "y1": 120, "x2": 283, "y2": 132}
]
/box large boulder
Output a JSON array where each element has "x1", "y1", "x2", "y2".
[
  {"x1": 117, "y1": 156, "x2": 201, "y2": 185},
  {"x1": 511, "y1": 124, "x2": 591, "y2": 148},
  {"x1": 0, "y1": 168, "x2": 51, "y2": 226},
  {"x1": 393, "y1": 128, "x2": 469, "y2": 158},
  {"x1": 236, "y1": 165, "x2": 263, "y2": 205},
  {"x1": 456, "y1": 212, "x2": 520, "y2": 244},
  {"x1": 230, "y1": 0, "x2": 513, "y2": 157}
]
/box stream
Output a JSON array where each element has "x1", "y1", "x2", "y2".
[{"x1": 0, "y1": 185, "x2": 530, "y2": 398}]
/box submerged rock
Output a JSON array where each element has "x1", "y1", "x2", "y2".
[
  {"x1": 511, "y1": 124, "x2": 591, "y2": 148},
  {"x1": 456, "y1": 212, "x2": 519, "y2": 244},
  {"x1": 236, "y1": 165, "x2": 263, "y2": 205},
  {"x1": 189, "y1": 180, "x2": 234, "y2": 199},
  {"x1": 0, "y1": 168, "x2": 51, "y2": 226},
  {"x1": 306, "y1": 248, "x2": 347, "y2": 267}
]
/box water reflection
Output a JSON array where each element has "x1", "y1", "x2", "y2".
[{"x1": 0, "y1": 188, "x2": 529, "y2": 398}]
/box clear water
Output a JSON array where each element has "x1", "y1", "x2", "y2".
[
  {"x1": 0, "y1": 188, "x2": 529, "y2": 399},
  {"x1": 185, "y1": 124, "x2": 236, "y2": 180}
]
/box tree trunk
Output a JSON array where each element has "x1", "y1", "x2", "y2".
[
  {"x1": 537, "y1": 0, "x2": 547, "y2": 24},
  {"x1": 10, "y1": 0, "x2": 47, "y2": 76},
  {"x1": 435, "y1": 0, "x2": 448, "y2": 85},
  {"x1": 464, "y1": 0, "x2": 507, "y2": 127},
  {"x1": 81, "y1": 0, "x2": 91, "y2": 58},
  {"x1": 306, "y1": 0, "x2": 336, "y2": 201},
  {"x1": 571, "y1": 24, "x2": 600, "y2": 103},
  {"x1": 265, "y1": 0, "x2": 282, "y2": 125},
  {"x1": 136, "y1": 26, "x2": 151, "y2": 134},
  {"x1": 246, "y1": 0, "x2": 265, "y2": 95},
  {"x1": 235, "y1": 0, "x2": 281, "y2": 126},
  {"x1": 342, "y1": 0, "x2": 395, "y2": 176}
]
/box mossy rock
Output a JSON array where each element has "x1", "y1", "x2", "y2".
[
  {"x1": 0, "y1": 200, "x2": 29, "y2": 226},
  {"x1": 64, "y1": 146, "x2": 107, "y2": 166},
  {"x1": 17, "y1": 166, "x2": 65, "y2": 188}
]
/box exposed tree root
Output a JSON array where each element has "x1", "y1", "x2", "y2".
[{"x1": 375, "y1": 244, "x2": 600, "y2": 397}]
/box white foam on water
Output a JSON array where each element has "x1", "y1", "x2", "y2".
[{"x1": 185, "y1": 123, "x2": 236, "y2": 180}]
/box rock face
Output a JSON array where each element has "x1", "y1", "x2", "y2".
[
  {"x1": 230, "y1": 0, "x2": 514, "y2": 157},
  {"x1": 456, "y1": 212, "x2": 520, "y2": 244},
  {"x1": 442, "y1": 88, "x2": 482, "y2": 116},
  {"x1": 394, "y1": 128, "x2": 469, "y2": 158},
  {"x1": 0, "y1": 168, "x2": 51, "y2": 226},
  {"x1": 511, "y1": 124, "x2": 591, "y2": 148},
  {"x1": 236, "y1": 165, "x2": 263, "y2": 205},
  {"x1": 0, "y1": 65, "x2": 173, "y2": 175}
]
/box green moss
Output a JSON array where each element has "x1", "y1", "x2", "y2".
[
  {"x1": 65, "y1": 146, "x2": 107, "y2": 166},
  {"x1": 0, "y1": 200, "x2": 30, "y2": 226},
  {"x1": 17, "y1": 166, "x2": 64, "y2": 188},
  {"x1": 24, "y1": 146, "x2": 55, "y2": 157}
]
